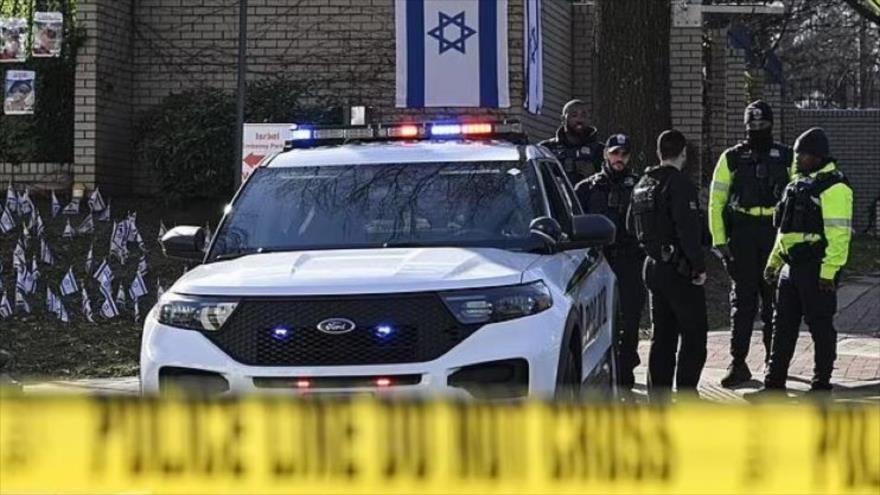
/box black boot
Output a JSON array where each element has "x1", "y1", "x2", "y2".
[
  {"x1": 721, "y1": 361, "x2": 752, "y2": 388},
  {"x1": 807, "y1": 380, "x2": 833, "y2": 396}
]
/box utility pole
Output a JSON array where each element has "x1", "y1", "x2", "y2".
[{"x1": 234, "y1": 0, "x2": 248, "y2": 190}]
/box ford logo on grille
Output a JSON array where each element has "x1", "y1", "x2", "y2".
[{"x1": 316, "y1": 318, "x2": 357, "y2": 334}]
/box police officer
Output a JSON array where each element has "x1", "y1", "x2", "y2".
[
  {"x1": 628, "y1": 130, "x2": 709, "y2": 395},
  {"x1": 539, "y1": 99, "x2": 605, "y2": 185},
  {"x1": 575, "y1": 134, "x2": 645, "y2": 390},
  {"x1": 709, "y1": 100, "x2": 793, "y2": 388},
  {"x1": 758, "y1": 128, "x2": 853, "y2": 394}
]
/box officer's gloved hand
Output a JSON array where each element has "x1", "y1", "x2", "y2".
[
  {"x1": 818, "y1": 278, "x2": 836, "y2": 293},
  {"x1": 691, "y1": 271, "x2": 707, "y2": 286},
  {"x1": 713, "y1": 245, "x2": 735, "y2": 276},
  {"x1": 763, "y1": 266, "x2": 778, "y2": 285},
  {"x1": 713, "y1": 245, "x2": 732, "y2": 262}
]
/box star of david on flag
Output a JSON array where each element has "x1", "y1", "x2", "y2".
[
  {"x1": 427, "y1": 11, "x2": 476, "y2": 54},
  {"x1": 396, "y1": 0, "x2": 509, "y2": 108}
]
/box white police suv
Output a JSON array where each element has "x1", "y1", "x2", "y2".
[{"x1": 142, "y1": 121, "x2": 619, "y2": 399}]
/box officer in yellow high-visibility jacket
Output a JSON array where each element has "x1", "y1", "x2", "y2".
[
  {"x1": 709, "y1": 101, "x2": 792, "y2": 388},
  {"x1": 759, "y1": 127, "x2": 853, "y2": 394}
]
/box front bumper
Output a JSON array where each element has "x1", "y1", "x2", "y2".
[{"x1": 140, "y1": 304, "x2": 570, "y2": 399}]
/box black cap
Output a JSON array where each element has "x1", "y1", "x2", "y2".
[
  {"x1": 794, "y1": 127, "x2": 830, "y2": 158},
  {"x1": 605, "y1": 133, "x2": 631, "y2": 152},
  {"x1": 744, "y1": 100, "x2": 773, "y2": 130}
]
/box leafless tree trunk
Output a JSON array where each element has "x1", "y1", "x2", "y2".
[{"x1": 594, "y1": 0, "x2": 672, "y2": 169}]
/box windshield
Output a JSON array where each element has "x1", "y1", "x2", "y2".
[{"x1": 209, "y1": 160, "x2": 547, "y2": 260}]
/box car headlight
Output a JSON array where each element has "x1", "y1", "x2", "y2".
[
  {"x1": 441, "y1": 281, "x2": 552, "y2": 325},
  {"x1": 157, "y1": 295, "x2": 238, "y2": 331}
]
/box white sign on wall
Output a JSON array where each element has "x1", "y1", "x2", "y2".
[{"x1": 241, "y1": 123, "x2": 292, "y2": 183}]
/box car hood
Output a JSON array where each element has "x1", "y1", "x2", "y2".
[{"x1": 171, "y1": 248, "x2": 542, "y2": 297}]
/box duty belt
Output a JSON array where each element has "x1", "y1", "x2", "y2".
[{"x1": 730, "y1": 205, "x2": 776, "y2": 217}]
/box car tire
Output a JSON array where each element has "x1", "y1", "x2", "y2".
[{"x1": 554, "y1": 336, "x2": 581, "y2": 401}]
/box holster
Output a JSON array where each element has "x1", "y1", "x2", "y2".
[{"x1": 782, "y1": 242, "x2": 826, "y2": 266}]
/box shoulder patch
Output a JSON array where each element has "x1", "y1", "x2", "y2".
[{"x1": 769, "y1": 148, "x2": 780, "y2": 158}]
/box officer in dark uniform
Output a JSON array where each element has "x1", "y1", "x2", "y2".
[
  {"x1": 756, "y1": 128, "x2": 853, "y2": 395},
  {"x1": 628, "y1": 130, "x2": 709, "y2": 395},
  {"x1": 539, "y1": 99, "x2": 605, "y2": 185},
  {"x1": 575, "y1": 134, "x2": 645, "y2": 390},
  {"x1": 708, "y1": 100, "x2": 793, "y2": 388}
]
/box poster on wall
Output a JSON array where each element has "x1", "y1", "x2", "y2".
[
  {"x1": 241, "y1": 124, "x2": 292, "y2": 183},
  {"x1": 32, "y1": 12, "x2": 64, "y2": 58},
  {"x1": 4, "y1": 70, "x2": 36, "y2": 115},
  {"x1": 0, "y1": 18, "x2": 28, "y2": 63}
]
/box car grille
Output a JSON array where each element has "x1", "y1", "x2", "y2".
[{"x1": 204, "y1": 293, "x2": 480, "y2": 366}]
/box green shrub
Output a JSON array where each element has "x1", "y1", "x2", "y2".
[
  {"x1": 135, "y1": 88, "x2": 236, "y2": 202},
  {"x1": 135, "y1": 77, "x2": 343, "y2": 203}
]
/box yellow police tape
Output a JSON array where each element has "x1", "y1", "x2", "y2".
[{"x1": 0, "y1": 395, "x2": 878, "y2": 495}]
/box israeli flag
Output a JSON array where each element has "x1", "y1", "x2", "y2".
[
  {"x1": 524, "y1": 0, "x2": 543, "y2": 114},
  {"x1": 396, "y1": 0, "x2": 509, "y2": 108}
]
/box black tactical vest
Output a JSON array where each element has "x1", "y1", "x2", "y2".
[
  {"x1": 630, "y1": 168, "x2": 676, "y2": 250},
  {"x1": 727, "y1": 142, "x2": 792, "y2": 208},
  {"x1": 581, "y1": 171, "x2": 639, "y2": 246},
  {"x1": 774, "y1": 169, "x2": 847, "y2": 236}
]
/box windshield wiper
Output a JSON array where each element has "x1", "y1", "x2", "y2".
[{"x1": 213, "y1": 248, "x2": 285, "y2": 261}]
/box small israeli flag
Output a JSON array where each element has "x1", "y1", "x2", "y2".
[
  {"x1": 5, "y1": 182, "x2": 17, "y2": 214},
  {"x1": 59, "y1": 300, "x2": 70, "y2": 324},
  {"x1": 62, "y1": 197, "x2": 80, "y2": 215},
  {"x1": 62, "y1": 219, "x2": 75, "y2": 239},
  {"x1": 0, "y1": 291, "x2": 12, "y2": 319},
  {"x1": 82, "y1": 288, "x2": 95, "y2": 323},
  {"x1": 396, "y1": 0, "x2": 509, "y2": 108},
  {"x1": 17, "y1": 188, "x2": 33, "y2": 216},
  {"x1": 97, "y1": 199, "x2": 111, "y2": 222},
  {"x1": 40, "y1": 239, "x2": 55, "y2": 266},
  {"x1": 51, "y1": 190, "x2": 61, "y2": 217},
  {"x1": 129, "y1": 272, "x2": 148, "y2": 301},
  {"x1": 60, "y1": 267, "x2": 79, "y2": 296},
  {"x1": 88, "y1": 188, "x2": 106, "y2": 212},
  {"x1": 0, "y1": 207, "x2": 14, "y2": 234}
]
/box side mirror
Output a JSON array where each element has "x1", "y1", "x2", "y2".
[
  {"x1": 161, "y1": 226, "x2": 206, "y2": 262},
  {"x1": 565, "y1": 214, "x2": 616, "y2": 249},
  {"x1": 529, "y1": 216, "x2": 563, "y2": 248}
]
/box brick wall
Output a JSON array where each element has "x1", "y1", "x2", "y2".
[
  {"x1": 73, "y1": 0, "x2": 135, "y2": 195},
  {"x1": 0, "y1": 163, "x2": 72, "y2": 190},
  {"x1": 787, "y1": 109, "x2": 880, "y2": 233},
  {"x1": 71, "y1": 0, "x2": 578, "y2": 193},
  {"x1": 670, "y1": 6, "x2": 704, "y2": 183}
]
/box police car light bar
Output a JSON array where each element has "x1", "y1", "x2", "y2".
[{"x1": 283, "y1": 120, "x2": 524, "y2": 150}]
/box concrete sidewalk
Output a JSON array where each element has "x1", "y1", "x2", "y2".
[
  {"x1": 632, "y1": 273, "x2": 880, "y2": 403},
  {"x1": 632, "y1": 332, "x2": 880, "y2": 404}
]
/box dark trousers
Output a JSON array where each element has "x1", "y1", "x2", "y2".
[
  {"x1": 607, "y1": 248, "x2": 646, "y2": 387},
  {"x1": 727, "y1": 214, "x2": 776, "y2": 364},
  {"x1": 765, "y1": 262, "x2": 838, "y2": 388},
  {"x1": 643, "y1": 257, "x2": 709, "y2": 392}
]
